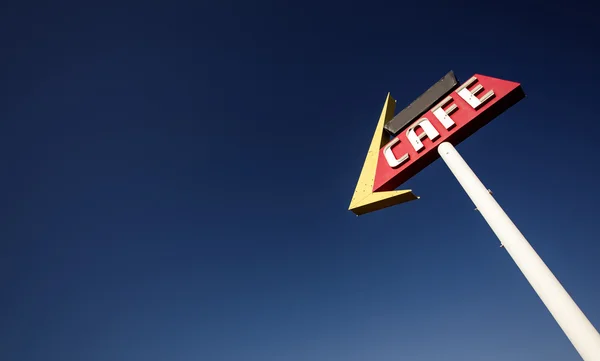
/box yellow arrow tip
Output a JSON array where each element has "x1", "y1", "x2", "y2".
[{"x1": 348, "y1": 93, "x2": 419, "y2": 216}]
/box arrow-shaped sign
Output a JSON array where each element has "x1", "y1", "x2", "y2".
[{"x1": 349, "y1": 74, "x2": 525, "y2": 216}]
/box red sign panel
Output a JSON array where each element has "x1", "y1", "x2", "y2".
[{"x1": 374, "y1": 74, "x2": 525, "y2": 192}]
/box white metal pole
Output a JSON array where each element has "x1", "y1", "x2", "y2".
[{"x1": 437, "y1": 141, "x2": 600, "y2": 361}]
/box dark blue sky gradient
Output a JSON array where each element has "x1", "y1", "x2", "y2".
[{"x1": 2, "y1": 1, "x2": 599, "y2": 360}]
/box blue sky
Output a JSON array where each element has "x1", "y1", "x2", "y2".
[{"x1": 1, "y1": 1, "x2": 599, "y2": 360}]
